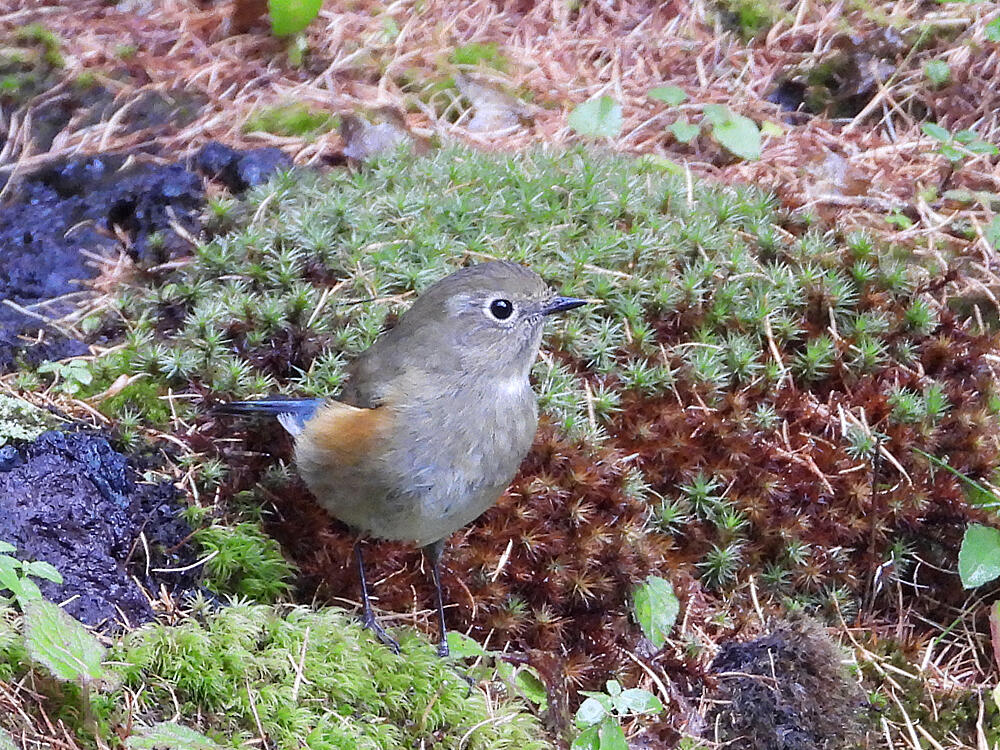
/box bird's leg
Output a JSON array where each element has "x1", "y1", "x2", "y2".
[
  {"x1": 423, "y1": 539, "x2": 450, "y2": 657},
  {"x1": 354, "y1": 540, "x2": 400, "y2": 654}
]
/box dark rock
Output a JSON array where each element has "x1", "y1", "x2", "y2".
[
  {"x1": 0, "y1": 155, "x2": 205, "y2": 371},
  {"x1": 0, "y1": 430, "x2": 197, "y2": 628},
  {"x1": 194, "y1": 141, "x2": 240, "y2": 179},
  {"x1": 234, "y1": 147, "x2": 292, "y2": 189},
  {"x1": 194, "y1": 141, "x2": 291, "y2": 191}
]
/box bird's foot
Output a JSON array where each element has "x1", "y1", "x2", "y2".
[
  {"x1": 436, "y1": 638, "x2": 450, "y2": 658},
  {"x1": 361, "y1": 612, "x2": 400, "y2": 654}
]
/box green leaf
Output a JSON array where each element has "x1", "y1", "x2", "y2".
[
  {"x1": 615, "y1": 687, "x2": 663, "y2": 715},
  {"x1": 268, "y1": 0, "x2": 323, "y2": 36},
  {"x1": 987, "y1": 16, "x2": 1000, "y2": 42},
  {"x1": 568, "y1": 96, "x2": 623, "y2": 138},
  {"x1": 514, "y1": 667, "x2": 548, "y2": 708},
  {"x1": 939, "y1": 144, "x2": 965, "y2": 162},
  {"x1": 0, "y1": 556, "x2": 24, "y2": 597},
  {"x1": 0, "y1": 542, "x2": 15, "y2": 554},
  {"x1": 669, "y1": 118, "x2": 700, "y2": 144},
  {"x1": 597, "y1": 719, "x2": 628, "y2": 750},
  {"x1": 605, "y1": 679, "x2": 622, "y2": 698},
  {"x1": 23, "y1": 599, "x2": 107, "y2": 684},
  {"x1": 921, "y1": 122, "x2": 951, "y2": 142},
  {"x1": 22, "y1": 560, "x2": 63, "y2": 584},
  {"x1": 14, "y1": 576, "x2": 42, "y2": 604},
  {"x1": 571, "y1": 725, "x2": 600, "y2": 750},
  {"x1": 985, "y1": 216, "x2": 1000, "y2": 251},
  {"x1": 965, "y1": 140, "x2": 999, "y2": 156},
  {"x1": 648, "y1": 85, "x2": 687, "y2": 106},
  {"x1": 923, "y1": 59, "x2": 950, "y2": 86},
  {"x1": 703, "y1": 104, "x2": 760, "y2": 160},
  {"x1": 127, "y1": 722, "x2": 221, "y2": 749},
  {"x1": 0, "y1": 728, "x2": 16, "y2": 750},
  {"x1": 446, "y1": 630, "x2": 487, "y2": 659},
  {"x1": 760, "y1": 120, "x2": 784, "y2": 136},
  {"x1": 885, "y1": 211, "x2": 913, "y2": 229},
  {"x1": 958, "y1": 524, "x2": 1000, "y2": 588},
  {"x1": 632, "y1": 575, "x2": 679, "y2": 648},
  {"x1": 575, "y1": 696, "x2": 610, "y2": 727}
]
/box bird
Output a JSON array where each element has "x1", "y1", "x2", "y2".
[{"x1": 215, "y1": 261, "x2": 586, "y2": 656}]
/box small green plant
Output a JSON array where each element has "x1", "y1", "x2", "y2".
[
  {"x1": 647, "y1": 85, "x2": 687, "y2": 106},
  {"x1": 568, "y1": 96, "x2": 623, "y2": 138},
  {"x1": 702, "y1": 104, "x2": 761, "y2": 160},
  {"x1": 450, "y1": 42, "x2": 509, "y2": 71},
  {"x1": 244, "y1": 102, "x2": 336, "y2": 137},
  {"x1": 923, "y1": 59, "x2": 950, "y2": 87},
  {"x1": 632, "y1": 575, "x2": 679, "y2": 648},
  {"x1": 698, "y1": 541, "x2": 744, "y2": 589},
  {"x1": 37, "y1": 359, "x2": 95, "y2": 395},
  {"x1": 959, "y1": 526, "x2": 1000, "y2": 588},
  {"x1": 446, "y1": 631, "x2": 548, "y2": 711},
  {"x1": 268, "y1": 0, "x2": 322, "y2": 36},
  {"x1": 13, "y1": 23, "x2": 63, "y2": 66},
  {"x1": 0, "y1": 541, "x2": 62, "y2": 606},
  {"x1": 885, "y1": 210, "x2": 914, "y2": 229},
  {"x1": 922, "y1": 122, "x2": 998, "y2": 164},
  {"x1": 987, "y1": 16, "x2": 1000, "y2": 42},
  {"x1": 716, "y1": 0, "x2": 779, "y2": 38},
  {"x1": 126, "y1": 722, "x2": 220, "y2": 750},
  {"x1": 669, "y1": 117, "x2": 700, "y2": 144},
  {"x1": 572, "y1": 679, "x2": 663, "y2": 749},
  {"x1": 23, "y1": 598, "x2": 111, "y2": 728}
]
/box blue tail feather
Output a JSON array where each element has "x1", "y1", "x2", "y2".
[{"x1": 214, "y1": 398, "x2": 323, "y2": 436}]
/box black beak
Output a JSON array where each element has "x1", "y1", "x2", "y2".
[{"x1": 542, "y1": 296, "x2": 588, "y2": 316}]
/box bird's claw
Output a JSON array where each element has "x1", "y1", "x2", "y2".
[
  {"x1": 436, "y1": 639, "x2": 450, "y2": 658},
  {"x1": 361, "y1": 613, "x2": 400, "y2": 654}
]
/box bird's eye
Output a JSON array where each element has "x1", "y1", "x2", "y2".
[{"x1": 489, "y1": 299, "x2": 514, "y2": 320}]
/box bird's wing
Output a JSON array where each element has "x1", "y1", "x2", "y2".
[{"x1": 296, "y1": 400, "x2": 392, "y2": 468}]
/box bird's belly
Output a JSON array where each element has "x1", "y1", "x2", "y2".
[{"x1": 294, "y1": 391, "x2": 537, "y2": 546}]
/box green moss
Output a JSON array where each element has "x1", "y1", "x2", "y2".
[
  {"x1": 0, "y1": 600, "x2": 548, "y2": 748},
  {"x1": 243, "y1": 102, "x2": 338, "y2": 137},
  {"x1": 113, "y1": 602, "x2": 549, "y2": 749},
  {"x1": 858, "y1": 636, "x2": 1000, "y2": 747},
  {"x1": 449, "y1": 42, "x2": 509, "y2": 71},
  {"x1": 12, "y1": 23, "x2": 63, "y2": 67},
  {"x1": 0, "y1": 395, "x2": 60, "y2": 446},
  {"x1": 194, "y1": 522, "x2": 297, "y2": 603},
  {"x1": 98, "y1": 379, "x2": 171, "y2": 425},
  {"x1": 715, "y1": 0, "x2": 780, "y2": 39},
  {"x1": 94, "y1": 145, "x2": 944, "y2": 440}
]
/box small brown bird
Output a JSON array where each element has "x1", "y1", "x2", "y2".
[{"x1": 216, "y1": 262, "x2": 586, "y2": 655}]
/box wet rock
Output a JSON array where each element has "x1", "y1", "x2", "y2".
[
  {"x1": 0, "y1": 155, "x2": 203, "y2": 371},
  {"x1": 0, "y1": 430, "x2": 197, "y2": 628},
  {"x1": 706, "y1": 616, "x2": 865, "y2": 749},
  {"x1": 194, "y1": 141, "x2": 292, "y2": 191}
]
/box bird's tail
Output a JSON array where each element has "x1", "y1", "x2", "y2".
[{"x1": 213, "y1": 398, "x2": 324, "y2": 436}]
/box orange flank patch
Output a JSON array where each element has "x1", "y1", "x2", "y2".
[{"x1": 300, "y1": 401, "x2": 389, "y2": 467}]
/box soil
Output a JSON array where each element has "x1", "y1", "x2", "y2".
[
  {"x1": 0, "y1": 430, "x2": 197, "y2": 628},
  {"x1": 0, "y1": 144, "x2": 291, "y2": 372}
]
